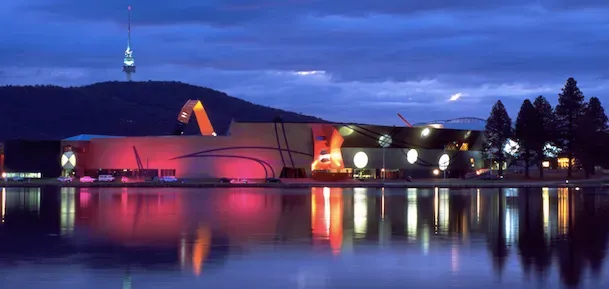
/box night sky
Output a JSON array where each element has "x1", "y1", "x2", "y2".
[{"x1": 2, "y1": 0, "x2": 608, "y2": 124}]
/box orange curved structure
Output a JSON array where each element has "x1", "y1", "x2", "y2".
[
  {"x1": 310, "y1": 124, "x2": 344, "y2": 171},
  {"x1": 177, "y1": 100, "x2": 216, "y2": 136}
]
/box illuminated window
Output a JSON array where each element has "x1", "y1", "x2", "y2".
[
  {"x1": 557, "y1": 158, "x2": 574, "y2": 169},
  {"x1": 542, "y1": 161, "x2": 550, "y2": 168},
  {"x1": 6, "y1": 172, "x2": 41, "y2": 178}
]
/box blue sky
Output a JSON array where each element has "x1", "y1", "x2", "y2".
[{"x1": 1, "y1": 0, "x2": 609, "y2": 124}]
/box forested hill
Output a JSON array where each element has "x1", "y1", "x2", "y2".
[{"x1": 0, "y1": 81, "x2": 326, "y2": 140}]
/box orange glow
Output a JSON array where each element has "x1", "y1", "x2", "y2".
[
  {"x1": 557, "y1": 157, "x2": 575, "y2": 169},
  {"x1": 311, "y1": 124, "x2": 345, "y2": 171},
  {"x1": 558, "y1": 188, "x2": 569, "y2": 235},
  {"x1": 329, "y1": 189, "x2": 343, "y2": 255},
  {"x1": 177, "y1": 99, "x2": 216, "y2": 136},
  {"x1": 193, "y1": 225, "x2": 212, "y2": 276},
  {"x1": 311, "y1": 187, "x2": 343, "y2": 255}
]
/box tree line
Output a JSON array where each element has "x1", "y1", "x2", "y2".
[{"x1": 484, "y1": 77, "x2": 608, "y2": 179}]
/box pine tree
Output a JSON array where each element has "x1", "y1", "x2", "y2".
[
  {"x1": 485, "y1": 100, "x2": 513, "y2": 176},
  {"x1": 515, "y1": 99, "x2": 537, "y2": 178},
  {"x1": 532, "y1": 95, "x2": 556, "y2": 179},
  {"x1": 576, "y1": 97, "x2": 608, "y2": 177},
  {"x1": 585, "y1": 97, "x2": 608, "y2": 131},
  {"x1": 555, "y1": 78, "x2": 586, "y2": 178}
]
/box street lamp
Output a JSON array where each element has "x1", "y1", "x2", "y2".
[{"x1": 378, "y1": 134, "x2": 392, "y2": 181}]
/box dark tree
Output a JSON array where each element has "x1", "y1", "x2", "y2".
[
  {"x1": 585, "y1": 97, "x2": 608, "y2": 130},
  {"x1": 576, "y1": 97, "x2": 608, "y2": 177},
  {"x1": 532, "y1": 96, "x2": 556, "y2": 179},
  {"x1": 555, "y1": 78, "x2": 586, "y2": 178},
  {"x1": 485, "y1": 100, "x2": 513, "y2": 176},
  {"x1": 515, "y1": 99, "x2": 537, "y2": 178}
]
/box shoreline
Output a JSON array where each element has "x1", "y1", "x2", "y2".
[{"x1": 1, "y1": 179, "x2": 607, "y2": 189}]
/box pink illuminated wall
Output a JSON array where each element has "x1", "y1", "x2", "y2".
[{"x1": 65, "y1": 122, "x2": 316, "y2": 179}]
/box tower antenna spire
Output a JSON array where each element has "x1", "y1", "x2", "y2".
[
  {"x1": 127, "y1": 5, "x2": 132, "y2": 49},
  {"x1": 122, "y1": 5, "x2": 136, "y2": 81}
]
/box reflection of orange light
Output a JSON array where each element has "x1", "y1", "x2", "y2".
[
  {"x1": 193, "y1": 225, "x2": 211, "y2": 276},
  {"x1": 329, "y1": 189, "x2": 343, "y2": 255},
  {"x1": 558, "y1": 188, "x2": 569, "y2": 235},
  {"x1": 311, "y1": 187, "x2": 343, "y2": 255}
]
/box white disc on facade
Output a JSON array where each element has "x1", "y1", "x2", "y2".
[
  {"x1": 407, "y1": 149, "x2": 418, "y2": 164},
  {"x1": 61, "y1": 151, "x2": 76, "y2": 169},
  {"x1": 438, "y1": 154, "x2": 450, "y2": 171},
  {"x1": 378, "y1": 134, "x2": 392, "y2": 148},
  {"x1": 353, "y1": 151, "x2": 369, "y2": 169}
]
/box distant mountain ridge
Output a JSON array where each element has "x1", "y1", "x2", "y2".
[{"x1": 0, "y1": 81, "x2": 326, "y2": 140}]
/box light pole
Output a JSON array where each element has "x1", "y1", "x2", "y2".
[
  {"x1": 379, "y1": 134, "x2": 391, "y2": 182},
  {"x1": 443, "y1": 145, "x2": 446, "y2": 179},
  {"x1": 382, "y1": 146, "x2": 385, "y2": 180}
]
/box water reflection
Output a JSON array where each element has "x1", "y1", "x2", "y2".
[{"x1": 0, "y1": 187, "x2": 608, "y2": 288}]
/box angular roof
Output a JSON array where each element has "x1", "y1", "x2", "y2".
[
  {"x1": 63, "y1": 134, "x2": 124, "y2": 141},
  {"x1": 413, "y1": 117, "x2": 487, "y2": 131}
]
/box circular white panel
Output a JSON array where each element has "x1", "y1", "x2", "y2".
[
  {"x1": 61, "y1": 151, "x2": 76, "y2": 169},
  {"x1": 353, "y1": 151, "x2": 369, "y2": 169},
  {"x1": 421, "y1": 128, "x2": 431, "y2": 137},
  {"x1": 378, "y1": 134, "x2": 392, "y2": 148},
  {"x1": 407, "y1": 149, "x2": 418, "y2": 164},
  {"x1": 438, "y1": 154, "x2": 450, "y2": 171},
  {"x1": 338, "y1": 126, "x2": 354, "y2": 136}
]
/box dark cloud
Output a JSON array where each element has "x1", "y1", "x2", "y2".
[{"x1": 2, "y1": 0, "x2": 609, "y2": 123}]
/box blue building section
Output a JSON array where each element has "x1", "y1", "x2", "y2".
[
  {"x1": 62, "y1": 135, "x2": 124, "y2": 141},
  {"x1": 413, "y1": 117, "x2": 487, "y2": 131}
]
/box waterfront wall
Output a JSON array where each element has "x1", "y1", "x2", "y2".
[{"x1": 64, "y1": 122, "x2": 315, "y2": 179}]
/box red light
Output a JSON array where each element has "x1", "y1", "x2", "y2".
[{"x1": 128, "y1": 5, "x2": 131, "y2": 10}]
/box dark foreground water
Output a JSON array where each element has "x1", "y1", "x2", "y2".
[{"x1": 0, "y1": 187, "x2": 608, "y2": 289}]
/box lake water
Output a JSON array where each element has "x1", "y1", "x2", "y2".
[{"x1": 0, "y1": 186, "x2": 608, "y2": 289}]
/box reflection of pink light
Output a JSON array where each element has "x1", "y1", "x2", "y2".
[
  {"x1": 80, "y1": 192, "x2": 91, "y2": 208},
  {"x1": 211, "y1": 190, "x2": 280, "y2": 245},
  {"x1": 227, "y1": 190, "x2": 263, "y2": 213}
]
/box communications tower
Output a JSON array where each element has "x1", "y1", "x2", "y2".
[{"x1": 122, "y1": 5, "x2": 136, "y2": 81}]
